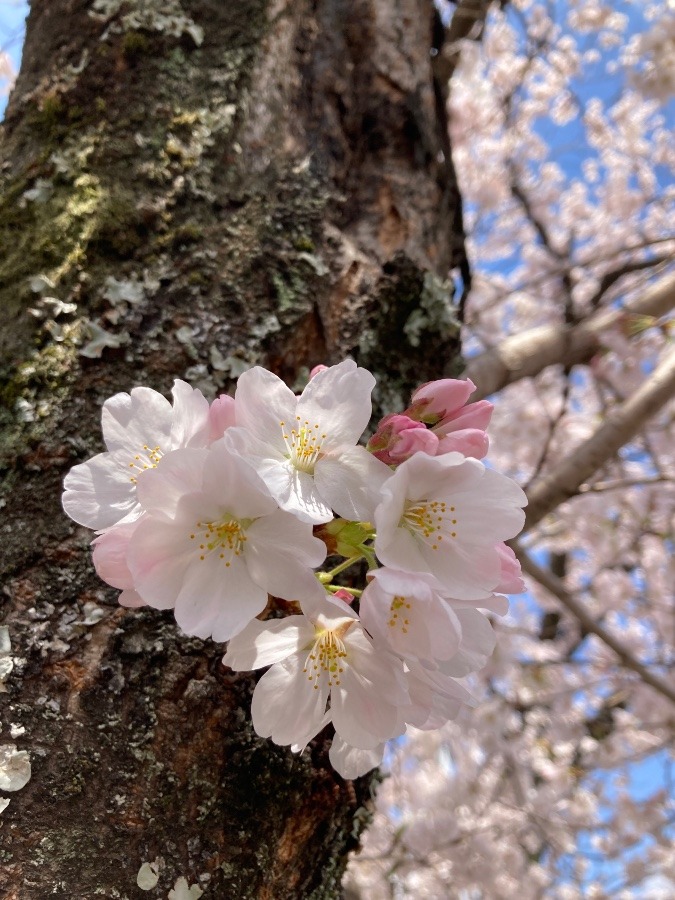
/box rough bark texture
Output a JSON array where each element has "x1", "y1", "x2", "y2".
[{"x1": 0, "y1": 1, "x2": 466, "y2": 897}]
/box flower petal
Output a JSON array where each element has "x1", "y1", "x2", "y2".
[
  {"x1": 168, "y1": 379, "x2": 210, "y2": 448},
  {"x1": 329, "y1": 734, "x2": 384, "y2": 779},
  {"x1": 297, "y1": 360, "x2": 375, "y2": 447},
  {"x1": 251, "y1": 656, "x2": 329, "y2": 747},
  {"x1": 135, "y1": 449, "x2": 208, "y2": 519},
  {"x1": 101, "y1": 387, "x2": 172, "y2": 454},
  {"x1": 234, "y1": 366, "x2": 297, "y2": 451},
  {"x1": 315, "y1": 446, "x2": 390, "y2": 522},
  {"x1": 174, "y1": 555, "x2": 267, "y2": 642},
  {"x1": 62, "y1": 451, "x2": 137, "y2": 530},
  {"x1": 223, "y1": 616, "x2": 312, "y2": 670}
]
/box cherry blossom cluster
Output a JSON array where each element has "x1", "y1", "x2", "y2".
[{"x1": 62, "y1": 361, "x2": 526, "y2": 778}]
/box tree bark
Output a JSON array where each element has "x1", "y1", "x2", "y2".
[{"x1": 0, "y1": 1, "x2": 465, "y2": 897}]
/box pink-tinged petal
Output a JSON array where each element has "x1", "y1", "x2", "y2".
[
  {"x1": 436, "y1": 398, "x2": 493, "y2": 434},
  {"x1": 299, "y1": 591, "x2": 359, "y2": 623},
  {"x1": 201, "y1": 441, "x2": 278, "y2": 519},
  {"x1": 251, "y1": 656, "x2": 329, "y2": 747},
  {"x1": 209, "y1": 394, "x2": 236, "y2": 442},
  {"x1": 436, "y1": 428, "x2": 489, "y2": 459},
  {"x1": 135, "y1": 448, "x2": 208, "y2": 519},
  {"x1": 331, "y1": 667, "x2": 404, "y2": 749},
  {"x1": 346, "y1": 628, "x2": 408, "y2": 706},
  {"x1": 174, "y1": 555, "x2": 267, "y2": 642},
  {"x1": 495, "y1": 542, "x2": 526, "y2": 594},
  {"x1": 360, "y1": 572, "x2": 460, "y2": 663},
  {"x1": 101, "y1": 387, "x2": 172, "y2": 454},
  {"x1": 405, "y1": 667, "x2": 474, "y2": 729},
  {"x1": 119, "y1": 588, "x2": 146, "y2": 608},
  {"x1": 418, "y1": 541, "x2": 500, "y2": 601},
  {"x1": 127, "y1": 518, "x2": 194, "y2": 610},
  {"x1": 309, "y1": 364, "x2": 328, "y2": 379},
  {"x1": 315, "y1": 446, "x2": 391, "y2": 522},
  {"x1": 223, "y1": 617, "x2": 312, "y2": 670},
  {"x1": 296, "y1": 360, "x2": 375, "y2": 447},
  {"x1": 329, "y1": 735, "x2": 384, "y2": 779},
  {"x1": 375, "y1": 525, "x2": 429, "y2": 576},
  {"x1": 442, "y1": 593, "x2": 509, "y2": 615},
  {"x1": 91, "y1": 519, "x2": 139, "y2": 589},
  {"x1": 411, "y1": 378, "x2": 476, "y2": 416},
  {"x1": 438, "y1": 608, "x2": 496, "y2": 677},
  {"x1": 63, "y1": 451, "x2": 137, "y2": 530},
  {"x1": 247, "y1": 509, "x2": 326, "y2": 569},
  {"x1": 404, "y1": 452, "x2": 483, "y2": 500},
  {"x1": 225, "y1": 429, "x2": 332, "y2": 524},
  {"x1": 245, "y1": 544, "x2": 325, "y2": 603},
  {"x1": 234, "y1": 366, "x2": 297, "y2": 451},
  {"x1": 169, "y1": 379, "x2": 210, "y2": 449},
  {"x1": 450, "y1": 469, "x2": 527, "y2": 544}
]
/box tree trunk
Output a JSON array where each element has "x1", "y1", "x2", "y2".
[{"x1": 0, "y1": 1, "x2": 465, "y2": 896}]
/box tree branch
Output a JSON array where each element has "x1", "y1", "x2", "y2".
[
  {"x1": 513, "y1": 546, "x2": 675, "y2": 707},
  {"x1": 464, "y1": 272, "x2": 675, "y2": 399},
  {"x1": 523, "y1": 345, "x2": 675, "y2": 531}
]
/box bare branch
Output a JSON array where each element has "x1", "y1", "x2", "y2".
[
  {"x1": 523, "y1": 345, "x2": 675, "y2": 530},
  {"x1": 513, "y1": 546, "x2": 675, "y2": 707},
  {"x1": 464, "y1": 272, "x2": 675, "y2": 399}
]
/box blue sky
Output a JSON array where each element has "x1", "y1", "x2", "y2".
[{"x1": 0, "y1": 0, "x2": 28, "y2": 119}]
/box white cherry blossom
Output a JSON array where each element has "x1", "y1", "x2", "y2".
[
  {"x1": 374, "y1": 452, "x2": 527, "y2": 600},
  {"x1": 126, "y1": 442, "x2": 326, "y2": 641},
  {"x1": 224, "y1": 360, "x2": 390, "y2": 524},
  {"x1": 224, "y1": 592, "x2": 409, "y2": 752},
  {"x1": 62, "y1": 380, "x2": 211, "y2": 530}
]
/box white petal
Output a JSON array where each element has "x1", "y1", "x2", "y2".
[
  {"x1": 251, "y1": 656, "x2": 329, "y2": 747},
  {"x1": 174, "y1": 555, "x2": 267, "y2": 642},
  {"x1": 127, "y1": 517, "x2": 194, "y2": 610},
  {"x1": 297, "y1": 360, "x2": 375, "y2": 447},
  {"x1": 0, "y1": 744, "x2": 31, "y2": 791},
  {"x1": 200, "y1": 440, "x2": 278, "y2": 518},
  {"x1": 246, "y1": 508, "x2": 326, "y2": 568},
  {"x1": 331, "y1": 668, "x2": 402, "y2": 749},
  {"x1": 374, "y1": 525, "x2": 429, "y2": 575},
  {"x1": 315, "y1": 446, "x2": 390, "y2": 522},
  {"x1": 101, "y1": 387, "x2": 172, "y2": 453},
  {"x1": 135, "y1": 448, "x2": 207, "y2": 519},
  {"x1": 329, "y1": 734, "x2": 384, "y2": 779},
  {"x1": 234, "y1": 367, "x2": 297, "y2": 450},
  {"x1": 223, "y1": 617, "x2": 312, "y2": 670},
  {"x1": 169, "y1": 379, "x2": 210, "y2": 448},
  {"x1": 63, "y1": 451, "x2": 137, "y2": 530},
  {"x1": 438, "y1": 608, "x2": 496, "y2": 677}
]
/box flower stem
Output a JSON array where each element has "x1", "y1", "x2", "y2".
[
  {"x1": 318, "y1": 555, "x2": 363, "y2": 584},
  {"x1": 326, "y1": 584, "x2": 362, "y2": 598}
]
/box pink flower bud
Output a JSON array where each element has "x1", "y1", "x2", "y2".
[
  {"x1": 409, "y1": 378, "x2": 477, "y2": 423},
  {"x1": 405, "y1": 378, "x2": 493, "y2": 453},
  {"x1": 367, "y1": 414, "x2": 440, "y2": 465},
  {"x1": 437, "y1": 428, "x2": 489, "y2": 460},
  {"x1": 309, "y1": 364, "x2": 329, "y2": 379},
  {"x1": 495, "y1": 543, "x2": 525, "y2": 594},
  {"x1": 333, "y1": 588, "x2": 355, "y2": 605},
  {"x1": 208, "y1": 394, "x2": 236, "y2": 441}
]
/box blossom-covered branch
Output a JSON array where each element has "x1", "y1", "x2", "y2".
[
  {"x1": 523, "y1": 345, "x2": 675, "y2": 531},
  {"x1": 464, "y1": 271, "x2": 675, "y2": 401}
]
